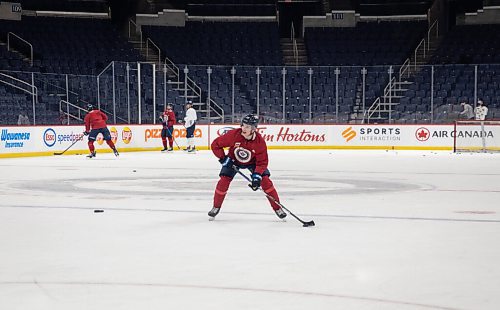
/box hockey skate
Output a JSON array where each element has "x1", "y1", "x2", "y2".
[
  {"x1": 208, "y1": 207, "x2": 220, "y2": 221},
  {"x1": 86, "y1": 151, "x2": 96, "y2": 158},
  {"x1": 113, "y1": 148, "x2": 120, "y2": 157},
  {"x1": 187, "y1": 147, "x2": 196, "y2": 154},
  {"x1": 274, "y1": 208, "x2": 287, "y2": 219},
  {"x1": 161, "y1": 148, "x2": 168, "y2": 152},
  {"x1": 183, "y1": 146, "x2": 190, "y2": 152},
  {"x1": 167, "y1": 147, "x2": 173, "y2": 152}
]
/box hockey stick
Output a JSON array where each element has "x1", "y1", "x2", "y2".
[
  {"x1": 233, "y1": 166, "x2": 315, "y2": 227},
  {"x1": 54, "y1": 138, "x2": 80, "y2": 155},
  {"x1": 165, "y1": 126, "x2": 181, "y2": 150}
]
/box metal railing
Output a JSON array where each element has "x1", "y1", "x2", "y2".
[
  {"x1": 365, "y1": 76, "x2": 396, "y2": 123},
  {"x1": 7, "y1": 32, "x2": 33, "y2": 66},
  {"x1": 128, "y1": 19, "x2": 142, "y2": 48},
  {"x1": 0, "y1": 72, "x2": 38, "y2": 99},
  {"x1": 427, "y1": 19, "x2": 439, "y2": 51},
  {"x1": 60, "y1": 99, "x2": 128, "y2": 125},
  {"x1": 146, "y1": 38, "x2": 161, "y2": 67}
]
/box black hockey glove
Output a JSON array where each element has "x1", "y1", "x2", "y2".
[
  {"x1": 250, "y1": 173, "x2": 262, "y2": 191},
  {"x1": 219, "y1": 156, "x2": 234, "y2": 168},
  {"x1": 83, "y1": 131, "x2": 89, "y2": 136}
]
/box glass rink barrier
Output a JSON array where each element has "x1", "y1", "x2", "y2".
[{"x1": 1, "y1": 63, "x2": 499, "y2": 126}]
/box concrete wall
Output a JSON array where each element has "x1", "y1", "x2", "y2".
[
  {"x1": 457, "y1": 6, "x2": 500, "y2": 25},
  {"x1": 0, "y1": 2, "x2": 22, "y2": 21}
]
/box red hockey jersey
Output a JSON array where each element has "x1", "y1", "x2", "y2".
[
  {"x1": 84, "y1": 110, "x2": 108, "y2": 131},
  {"x1": 211, "y1": 128, "x2": 269, "y2": 175},
  {"x1": 161, "y1": 110, "x2": 176, "y2": 127}
]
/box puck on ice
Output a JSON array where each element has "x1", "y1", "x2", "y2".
[{"x1": 94, "y1": 209, "x2": 104, "y2": 213}]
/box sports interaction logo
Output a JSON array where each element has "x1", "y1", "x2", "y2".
[
  {"x1": 122, "y1": 127, "x2": 132, "y2": 144},
  {"x1": 415, "y1": 127, "x2": 430, "y2": 142},
  {"x1": 342, "y1": 127, "x2": 357, "y2": 142}
]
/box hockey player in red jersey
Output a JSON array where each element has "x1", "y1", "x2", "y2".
[
  {"x1": 83, "y1": 104, "x2": 119, "y2": 158},
  {"x1": 159, "y1": 104, "x2": 176, "y2": 152},
  {"x1": 209, "y1": 114, "x2": 286, "y2": 220}
]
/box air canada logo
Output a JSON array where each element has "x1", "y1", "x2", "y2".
[
  {"x1": 234, "y1": 146, "x2": 252, "y2": 163},
  {"x1": 342, "y1": 127, "x2": 357, "y2": 142},
  {"x1": 415, "y1": 127, "x2": 430, "y2": 142}
]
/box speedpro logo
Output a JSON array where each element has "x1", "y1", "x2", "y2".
[
  {"x1": 43, "y1": 128, "x2": 56, "y2": 147},
  {"x1": 342, "y1": 127, "x2": 357, "y2": 142}
]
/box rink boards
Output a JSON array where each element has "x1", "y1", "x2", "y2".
[{"x1": 1, "y1": 123, "x2": 499, "y2": 157}]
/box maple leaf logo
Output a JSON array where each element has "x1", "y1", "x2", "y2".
[{"x1": 415, "y1": 127, "x2": 430, "y2": 142}]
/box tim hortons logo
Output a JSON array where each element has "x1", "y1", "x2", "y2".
[
  {"x1": 256, "y1": 127, "x2": 326, "y2": 142},
  {"x1": 342, "y1": 127, "x2": 357, "y2": 142}
]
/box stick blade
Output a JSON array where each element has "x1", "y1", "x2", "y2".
[
  {"x1": 303, "y1": 221, "x2": 315, "y2": 227},
  {"x1": 53, "y1": 152, "x2": 64, "y2": 156}
]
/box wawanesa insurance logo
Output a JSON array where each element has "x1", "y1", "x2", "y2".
[{"x1": 1, "y1": 129, "x2": 30, "y2": 148}]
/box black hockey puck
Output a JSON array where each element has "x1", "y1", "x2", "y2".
[{"x1": 94, "y1": 209, "x2": 104, "y2": 213}]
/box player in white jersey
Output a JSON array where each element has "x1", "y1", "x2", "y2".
[{"x1": 181, "y1": 101, "x2": 197, "y2": 153}]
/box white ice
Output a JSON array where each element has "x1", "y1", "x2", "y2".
[{"x1": 0, "y1": 150, "x2": 499, "y2": 310}]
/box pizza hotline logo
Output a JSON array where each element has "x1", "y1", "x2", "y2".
[
  {"x1": 144, "y1": 127, "x2": 202, "y2": 142},
  {"x1": 122, "y1": 127, "x2": 132, "y2": 144}
]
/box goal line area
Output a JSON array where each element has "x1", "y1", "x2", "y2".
[{"x1": 454, "y1": 120, "x2": 500, "y2": 153}]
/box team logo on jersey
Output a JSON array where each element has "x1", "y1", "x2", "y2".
[{"x1": 234, "y1": 146, "x2": 252, "y2": 163}]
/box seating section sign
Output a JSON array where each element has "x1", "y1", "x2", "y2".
[{"x1": 1, "y1": 123, "x2": 499, "y2": 157}]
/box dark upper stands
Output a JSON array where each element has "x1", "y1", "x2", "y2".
[
  {"x1": 143, "y1": 22, "x2": 282, "y2": 66},
  {"x1": 305, "y1": 21, "x2": 427, "y2": 66},
  {"x1": 431, "y1": 24, "x2": 500, "y2": 65},
  {"x1": 0, "y1": 16, "x2": 140, "y2": 75}
]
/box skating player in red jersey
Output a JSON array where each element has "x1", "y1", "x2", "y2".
[
  {"x1": 83, "y1": 104, "x2": 119, "y2": 158},
  {"x1": 208, "y1": 114, "x2": 286, "y2": 220},
  {"x1": 160, "y1": 104, "x2": 176, "y2": 152}
]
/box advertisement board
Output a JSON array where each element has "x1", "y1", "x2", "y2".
[{"x1": 3, "y1": 123, "x2": 497, "y2": 158}]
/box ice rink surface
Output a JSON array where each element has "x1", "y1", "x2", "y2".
[{"x1": 1, "y1": 149, "x2": 499, "y2": 310}]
